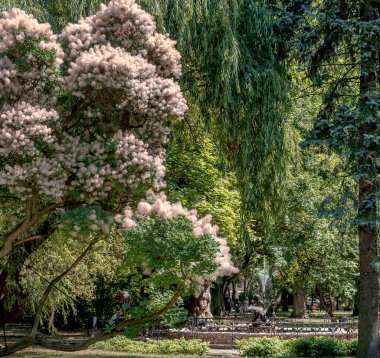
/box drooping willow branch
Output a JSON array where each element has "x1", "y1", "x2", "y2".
[{"x1": 31, "y1": 238, "x2": 100, "y2": 336}]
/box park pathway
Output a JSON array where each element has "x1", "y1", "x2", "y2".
[{"x1": 210, "y1": 348, "x2": 240, "y2": 356}]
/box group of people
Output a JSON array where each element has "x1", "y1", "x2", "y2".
[
  {"x1": 224, "y1": 294, "x2": 276, "y2": 321},
  {"x1": 224, "y1": 296, "x2": 261, "y2": 316}
]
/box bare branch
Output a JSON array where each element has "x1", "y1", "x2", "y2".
[{"x1": 14, "y1": 235, "x2": 42, "y2": 246}]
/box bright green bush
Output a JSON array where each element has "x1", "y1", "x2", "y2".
[
  {"x1": 92, "y1": 336, "x2": 209, "y2": 355},
  {"x1": 289, "y1": 337, "x2": 357, "y2": 357},
  {"x1": 238, "y1": 336, "x2": 358, "y2": 357},
  {"x1": 237, "y1": 337, "x2": 288, "y2": 357},
  {"x1": 338, "y1": 339, "x2": 357, "y2": 356}
]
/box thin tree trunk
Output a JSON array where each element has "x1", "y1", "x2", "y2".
[
  {"x1": 316, "y1": 284, "x2": 335, "y2": 321},
  {"x1": 210, "y1": 283, "x2": 223, "y2": 316},
  {"x1": 357, "y1": 1, "x2": 380, "y2": 357}
]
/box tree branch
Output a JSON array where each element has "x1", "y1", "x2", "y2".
[
  {"x1": 0, "y1": 202, "x2": 63, "y2": 259},
  {"x1": 13, "y1": 236, "x2": 42, "y2": 246}
]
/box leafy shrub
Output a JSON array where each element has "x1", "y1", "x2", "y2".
[
  {"x1": 92, "y1": 336, "x2": 209, "y2": 355},
  {"x1": 289, "y1": 337, "x2": 357, "y2": 357},
  {"x1": 338, "y1": 339, "x2": 357, "y2": 356},
  {"x1": 237, "y1": 337, "x2": 288, "y2": 357},
  {"x1": 238, "y1": 336, "x2": 358, "y2": 357}
]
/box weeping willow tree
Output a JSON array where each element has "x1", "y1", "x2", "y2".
[
  {"x1": 0, "y1": 0, "x2": 104, "y2": 32},
  {"x1": 138, "y1": 0, "x2": 290, "y2": 257}
]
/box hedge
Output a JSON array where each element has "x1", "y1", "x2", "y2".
[{"x1": 92, "y1": 336, "x2": 209, "y2": 355}]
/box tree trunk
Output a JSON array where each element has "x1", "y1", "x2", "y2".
[
  {"x1": 357, "y1": 1, "x2": 380, "y2": 357},
  {"x1": 211, "y1": 283, "x2": 223, "y2": 316},
  {"x1": 281, "y1": 289, "x2": 289, "y2": 312},
  {"x1": 291, "y1": 281, "x2": 308, "y2": 318},
  {"x1": 358, "y1": 224, "x2": 379, "y2": 357},
  {"x1": 0, "y1": 233, "x2": 51, "y2": 326},
  {"x1": 316, "y1": 284, "x2": 335, "y2": 321}
]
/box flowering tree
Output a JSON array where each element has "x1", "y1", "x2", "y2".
[{"x1": 0, "y1": 0, "x2": 237, "y2": 354}]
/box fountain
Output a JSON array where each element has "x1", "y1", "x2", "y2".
[
  {"x1": 248, "y1": 259, "x2": 275, "y2": 330},
  {"x1": 257, "y1": 257, "x2": 270, "y2": 306}
]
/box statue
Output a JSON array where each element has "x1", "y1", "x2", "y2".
[
  {"x1": 265, "y1": 299, "x2": 277, "y2": 319},
  {"x1": 188, "y1": 281, "x2": 213, "y2": 323},
  {"x1": 194, "y1": 281, "x2": 213, "y2": 319},
  {"x1": 251, "y1": 294, "x2": 266, "y2": 324}
]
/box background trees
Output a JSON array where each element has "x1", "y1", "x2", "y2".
[{"x1": 288, "y1": 1, "x2": 380, "y2": 355}]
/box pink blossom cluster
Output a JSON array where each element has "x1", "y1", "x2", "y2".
[
  {"x1": 0, "y1": 2, "x2": 187, "y2": 202},
  {"x1": 0, "y1": 102, "x2": 57, "y2": 156},
  {"x1": 114, "y1": 206, "x2": 135, "y2": 229},
  {"x1": 0, "y1": 121, "x2": 162, "y2": 202},
  {"x1": 61, "y1": 0, "x2": 154, "y2": 59},
  {"x1": 64, "y1": 44, "x2": 156, "y2": 96},
  {"x1": 0, "y1": 58, "x2": 20, "y2": 99},
  {"x1": 64, "y1": 43, "x2": 187, "y2": 118},
  {"x1": 87, "y1": 210, "x2": 114, "y2": 234},
  {"x1": 87, "y1": 0, "x2": 182, "y2": 79},
  {"x1": 137, "y1": 121, "x2": 169, "y2": 161},
  {"x1": 0, "y1": 8, "x2": 61, "y2": 53},
  {"x1": 114, "y1": 191, "x2": 239, "y2": 282},
  {"x1": 0, "y1": 158, "x2": 66, "y2": 198},
  {"x1": 54, "y1": 132, "x2": 157, "y2": 202},
  {"x1": 60, "y1": 0, "x2": 186, "y2": 118},
  {"x1": 146, "y1": 33, "x2": 182, "y2": 79},
  {"x1": 58, "y1": 209, "x2": 115, "y2": 237},
  {"x1": 0, "y1": 9, "x2": 63, "y2": 100},
  {"x1": 90, "y1": 0, "x2": 155, "y2": 51}
]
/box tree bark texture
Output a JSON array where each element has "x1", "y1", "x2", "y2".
[{"x1": 357, "y1": 1, "x2": 380, "y2": 357}]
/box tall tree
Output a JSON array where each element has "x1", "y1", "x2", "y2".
[{"x1": 293, "y1": 0, "x2": 380, "y2": 355}]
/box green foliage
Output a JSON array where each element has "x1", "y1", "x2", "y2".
[
  {"x1": 92, "y1": 337, "x2": 209, "y2": 355},
  {"x1": 167, "y1": 110, "x2": 242, "y2": 244},
  {"x1": 126, "y1": 215, "x2": 218, "y2": 282},
  {"x1": 268, "y1": 92, "x2": 358, "y2": 309},
  {"x1": 237, "y1": 337, "x2": 288, "y2": 357},
  {"x1": 289, "y1": 337, "x2": 357, "y2": 357},
  {"x1": 238, "y1": 337, "x2": 358, "y2": 357}
]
